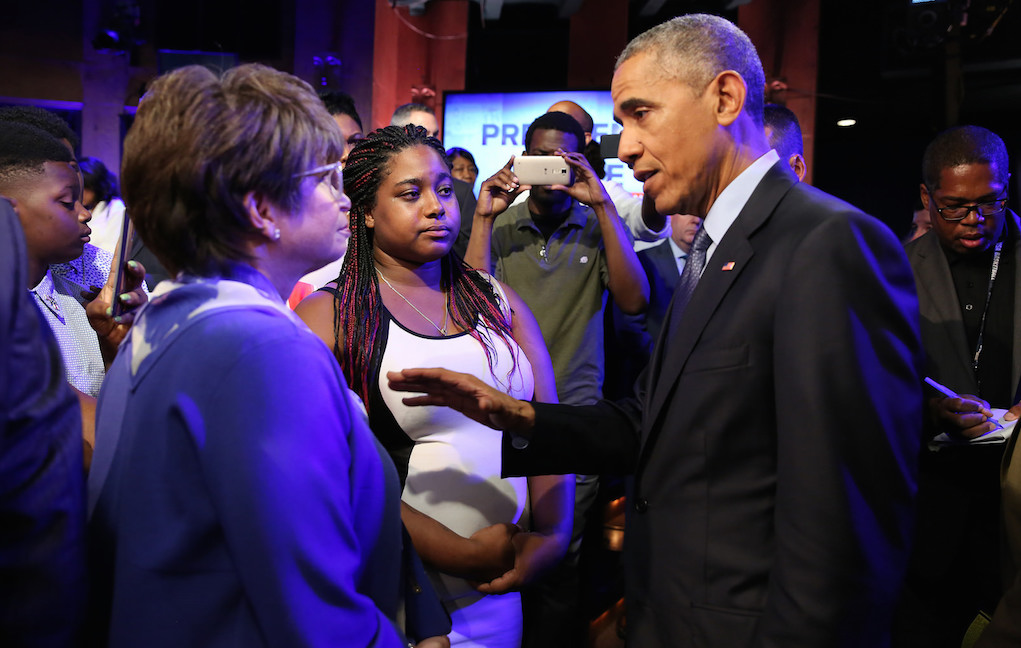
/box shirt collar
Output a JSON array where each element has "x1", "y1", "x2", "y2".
[
  {"x1": 666, "y1": 236, "x2": 687, "y2": 260},
  {"x1": 703, "y1": 149, "x2": 781, "y2": 264},
  {"x1": 519, "y1": 201, "x2": 587, "y2": 232},
  {"x1": 31, "y1": 268, "x2": 62, "y2": 318}
]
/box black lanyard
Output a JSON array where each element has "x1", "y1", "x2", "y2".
[{"x1": 972, "y1": 240, "x2": 1004, "y2": 375}]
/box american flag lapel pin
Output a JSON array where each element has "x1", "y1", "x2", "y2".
[{"x1": 721, "y1": 261, "x2": 736, "y2": 271}]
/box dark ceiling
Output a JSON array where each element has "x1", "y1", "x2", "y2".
[{"x1": 814, "y1": 0, "x2": 1021, "y2": 234}]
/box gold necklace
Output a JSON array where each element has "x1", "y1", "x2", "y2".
[{"x1": 376, "y1": 269, "x2": 449, "y2": 335}]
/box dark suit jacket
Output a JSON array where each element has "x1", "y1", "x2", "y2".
[
  {"x1": 604, "y1": 240, "x2": 680, "y2": 400},
  {"x1": 505, "y1": 163, "x2": 924, "y2": 647},
  {"x1": 636, "y1": 239, "x2": 682, "y2": 347},
  {"x1": 451, "y1": 178, "x2": 478, "y2": 261}
]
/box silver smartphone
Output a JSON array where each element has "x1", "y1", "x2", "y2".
[{"x1": 514, "y1": 156, "x2": 574, "y2": 186}]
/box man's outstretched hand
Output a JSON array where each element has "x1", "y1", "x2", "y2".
[{"x1": 387, "y1": 368, "x2": 535, "y2": 435}]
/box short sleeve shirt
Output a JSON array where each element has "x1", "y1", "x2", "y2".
[
  {"x1": 491, "y1": 201, "x2": 613, "y2": 405},
  {"x1": 32, "y1": 244, "x2": 112, "y2": 396}
]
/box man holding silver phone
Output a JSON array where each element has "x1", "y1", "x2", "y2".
[{"x1": 464, "y1": 110, "x2": 649, "y2": 647}]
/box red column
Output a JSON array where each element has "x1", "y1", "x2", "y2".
[
  {"x1": 371, "y1": 0, "x2": 469, "y2": 132},
  {"x1": 739, "y1": 0, "x2": 820, "y2": 184}
]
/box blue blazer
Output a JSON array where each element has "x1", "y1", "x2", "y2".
[{"x1": 87, "y1": 282, "x2": 411, "y2": 648}]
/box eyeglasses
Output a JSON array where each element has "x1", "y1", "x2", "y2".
[
  {"x1": 293, "y1": 161, "x2": 344, "y2": 201},
  {"x1": 933, "y1": 190, "x2": 1009, "y2": 222}
]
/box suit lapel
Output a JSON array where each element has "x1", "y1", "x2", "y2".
[
  {"x1": 913, "y1": 233, "x2": 975, "y2": 387},
  {"x1": 649, "y1": 240, "x2": 681, "y2": 285},
  {"x1": 642, "y1": 165, "x2": 792, "y2": 445}
]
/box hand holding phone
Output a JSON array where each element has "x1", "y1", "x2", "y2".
[
  {"x1": 513, "y1": 156, "x2": 574, "y2": 187},
  {"x1": 85, "y1": 216, "x2": 148, "y2": 365}
]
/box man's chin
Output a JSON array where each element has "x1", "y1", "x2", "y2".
[{"x1": 654, "y1": 194, "x2": 685, "y2": 217}]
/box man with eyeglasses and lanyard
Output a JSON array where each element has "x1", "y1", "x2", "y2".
[{"x1": 896, "y1": 125, "x2": 1017, "y2": 647}]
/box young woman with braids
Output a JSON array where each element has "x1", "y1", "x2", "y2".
[{"x1": 296, "y1": 125, "x2": 573, "y2": 648}]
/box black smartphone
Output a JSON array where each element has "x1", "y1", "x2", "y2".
[
  {"x1": 600, "y1": 133, "x2": 621, "y2": 159},
  {"x1": 109, "y1": 214, "x2": 135, "y2": 318}
]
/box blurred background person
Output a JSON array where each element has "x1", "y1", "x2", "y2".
[
  {"x1": 763, "y1": 103, "x2": 807, "y2": 182},
  {"x1": 86, "y1": 64, "x2": 441, "y2": 647},
  {"x1": 906, "y1": 203, "x2": 933, "y2": 243},
  {"x1": 78, "y1": 156, "x2": 124, "y2": 255},
  {"x1": 318, "y1": 89, "x2": 364, "y2": 167},
  {"x1": 446, "y1": 146, "x2": 479, "y2": 189},
  {"x1": 296, "y1": 124, "x2": 573, "y2": 648},
  {"x1": 604, "y1": 212, "x2": 702, "y2": 401},
  {"x1": 392, "y1": 102, "x2": 440, "y2": 138}
]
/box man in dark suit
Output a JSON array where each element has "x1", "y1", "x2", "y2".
[
  {"x1": 605, "y1": 213, "x2": 700, "y2": 400},
  {"x1": 897, "y1": 125, "x2": 1019, "y2": 647},
  {"x1": 390, "y1": 13, "x2": 923, "y2": 647},
  {"x1": 635, "y1": 213, "x2": 701, "y2": 346}
]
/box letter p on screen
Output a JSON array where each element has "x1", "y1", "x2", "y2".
[{"x1": 482, "y1": 124, "x2": 498, "y2": 146}]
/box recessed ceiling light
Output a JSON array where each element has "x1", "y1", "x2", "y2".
[{"x1": 837, "y1": 118, "x2": 857, "y2": 127}]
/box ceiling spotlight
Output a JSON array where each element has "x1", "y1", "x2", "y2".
[{"x1": 837, "y1": 118, "x2": 857, "y2": 127}]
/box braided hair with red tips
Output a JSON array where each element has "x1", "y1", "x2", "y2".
[{"x1": 334, "y1": 124, "x2": 517, "y2": 407}]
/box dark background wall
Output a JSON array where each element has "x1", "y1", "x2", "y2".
[{"x1": 3, "y1": 0, "x2": 1020, "y2": 239}]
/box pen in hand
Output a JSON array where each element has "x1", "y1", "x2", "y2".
[{"x1": 924, "y1": 377, "x2": 1003, "y2": 436}]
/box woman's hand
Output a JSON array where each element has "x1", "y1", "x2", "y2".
[
  {"x1": 401, "y1": 503, "x2": 519, "y2": 583},
  {"x1": 474, "y1": 530, "x2": 562, "y2": 595},
  {"x1": 464, "y1": 522, "x2": 519, "y2": 582}
]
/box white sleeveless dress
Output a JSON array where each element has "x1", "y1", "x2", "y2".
[{"x1": 373, "y1": 280, "x2": 534, "y2": 648}]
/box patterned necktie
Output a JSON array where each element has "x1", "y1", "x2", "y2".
[
  {"x1": 668, "y1": 225, "x2": 712, "y2": 331},
  {"x1": 645, "y1": 225, "x2": 713, "y2": 389}
]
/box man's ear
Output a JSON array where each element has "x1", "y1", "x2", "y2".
[
  {"x1": 919, "y1": 183, "x2": 931, "y2": 211},
  {"x1": 242, "y1": 191, "x2": 280, "y2": 241},
  {"x1": 790, "y1": 154, "x2": 807, "y2": 182},
  {"x1": 712, "y1": 70, "x2": 747, "y2": 127}
]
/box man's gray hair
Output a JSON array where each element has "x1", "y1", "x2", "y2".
[{"x1": 616, "y1": 14, "x2": 765, "y2": 127}]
